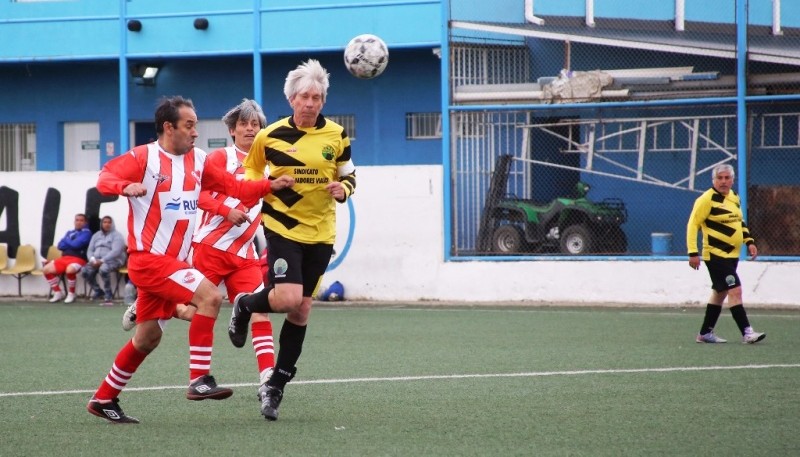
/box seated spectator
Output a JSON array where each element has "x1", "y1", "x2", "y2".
[
  {"x1": 82, "y1": 215, "x2": 127, "y2": 306},
  {"x1": 44, "y1": 213, "x2": 91, "y2": 303}
]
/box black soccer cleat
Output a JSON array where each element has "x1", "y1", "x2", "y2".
[
  {"x1": 186, "y1": 375, "x2": 234, "y2": 401},
  {"x1": 86, "y1": 397, "x2": 140, "y2": 424},
  {"x1": 258, "y1": 384, "x2": 283, "y2": 421},
  {"x1": 228, "y1": 293, "x2": 252, "y2": 348}
]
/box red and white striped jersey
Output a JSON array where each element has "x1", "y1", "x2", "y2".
[
  {"x1": 96, "y1": 142, "x2": 271, "y2": 262},
  {"x1": 193, "y1": 146, "x2": 261, "y2": 259}
]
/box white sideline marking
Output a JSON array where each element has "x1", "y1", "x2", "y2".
[
  {"x1": 2, "y1": 364, "x2": 799, "y2": 398},
  {"x1": 321, "y1": 307, "x2": 800, "y2": 319}
]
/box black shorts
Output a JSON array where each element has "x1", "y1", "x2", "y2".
[
  {"x1": 265, "y1": 232, "x2": 334, "y2": 297},
  {"x1": 704, "y1": 255, "x2": 741, "y2": 292}
]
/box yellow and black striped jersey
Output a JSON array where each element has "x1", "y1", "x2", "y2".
[
  {"x1": 686, "y1": 187, "x2": 754, "y2": 260},
  {"x1": 244, "y1": 114, "x2": 355, "y2": 244}
]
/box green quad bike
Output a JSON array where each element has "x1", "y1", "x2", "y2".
[{"x1": 478, "y1": 155, "x2": 628, "y2": 255}]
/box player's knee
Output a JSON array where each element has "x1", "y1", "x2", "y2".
[
  {"x1": 727, "y1": 287, "x2": 743, "y2": 302},
  {"x1": 271, "y1": 291, "x2": 302, "y2": 312},
  {"x1": 133, "y1": 328, "x2": 162, "y2": 352}
]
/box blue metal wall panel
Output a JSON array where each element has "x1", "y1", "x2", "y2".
[
  {"x1": 124, "y1": 14, "x2": 255, "y2": 57},
  {"x1": 261, "y1": 2, "x2": 440, "y2": 52}
]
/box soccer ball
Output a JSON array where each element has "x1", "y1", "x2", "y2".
[{"x1": 344, "y1": 34, "x2": 389, "y2": 79}]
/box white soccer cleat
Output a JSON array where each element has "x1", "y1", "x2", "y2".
[
  {"x1": 49, "y1": 291, "x2": 65, "y2": 303},
  {"x1": 64, "y1": 293, "x2": 76, "y2": 304},
  {"x1": 696, "y1": 332, "x2": 727, "y2": 343},
  {"x1": 743, "y1": 331, "x2": 766, "y2": 344},
  {"x1": 122, "y1": 301, "x2": 137, "y2": 331}
]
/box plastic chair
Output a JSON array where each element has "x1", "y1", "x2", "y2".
[
  {"x1": 113, "y1": 260, "x2": 129, "y2": 299},
  {"x1": 1, "y1": 244, "x2": 36, "y2": 296},
  {"x1": 0, "y1": 244, "x2": 8, "y2": 271}
]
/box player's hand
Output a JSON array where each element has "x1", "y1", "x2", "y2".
[
  {"x1": 270, "y1": 175, "x2": 295, "y2": 190},
  {"x1": 226, "y1": 208, "x2": 250, "y2": 227},
  {"x1": 748, "y1": 244, "x2": 758, "y2": 261},
  {"x1": 688, "y1": 256, "x2": 700, "y2": 270},
  {"x1": 123, "y1": 183, "x2": 147, "y2": 197},
  {"x1": 326, "y1": 181, "x2": 345, "y2": 201}
]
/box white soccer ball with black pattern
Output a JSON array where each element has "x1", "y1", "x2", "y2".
[{"x1": 344, "y1": 34, "x2": 389, "y2": 79}]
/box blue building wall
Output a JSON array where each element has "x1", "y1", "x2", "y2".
[
  {"x1": 0, "y1": 0, "x2": 442, "y2": 170},
  {"x1": 1, "y1": 0, "x2": 796, "y2": 256},
  {"x1": 0, "y1": 49, "x2": 441, "y2": 169}
]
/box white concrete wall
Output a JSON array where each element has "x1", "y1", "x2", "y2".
[{"x1": 0, "y1": 168, "x2": 796, "y2": 306}]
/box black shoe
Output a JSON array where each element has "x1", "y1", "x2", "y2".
[
  {"x1": 86, "y1": 397, "x2": 140, "y2": 424},
  {"x1": 228, "y1": 293, "x2": 252, "y2": 348},
  {"x1": 186, "y1": 375, "x2": 234, "y2": 401},
  {"x1": 258, "y1": 384, "x2": 283, "y2": 421}
]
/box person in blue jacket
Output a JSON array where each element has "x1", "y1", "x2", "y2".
[{"x1": 43, "y1": 213, "x2": 91, "y2": 303}]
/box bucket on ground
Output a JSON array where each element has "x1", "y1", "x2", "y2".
[{"x1": 651, "y1": 232, "x2": 672, "y2": 255}]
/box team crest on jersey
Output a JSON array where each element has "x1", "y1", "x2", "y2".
[
  {"x1": 152, "y1": 172, "x2": 170, "y2": 184},
  {"x1": 191, "y1": 170, "x2": 202, "y2": 185},
  {"x1": 321, "y1": 146, "x2": 335, "y2": 161},
  {"x1": 182, "y1": 271, "x2": 197, "y2": 284}
]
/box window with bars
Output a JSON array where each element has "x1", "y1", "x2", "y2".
[
  {"x1": 451, "y1": 44, "x2": 532, "y2": 87},
  {"x1": 0, "y1": 123, "x2": 37, "y2": 171},
  {"x1": 326, "y1": 114, "x2": 356, "y2": 140},
  {"x1": 406, "y1": 112, "x2": 442, "y2": 139}
]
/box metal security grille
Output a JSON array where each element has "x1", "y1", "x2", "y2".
[
  {"x1": 327, "y1": 114, "x2": 356, "y2": 140},
  {"x1": 406, "y1": 112, "x2": 442, "y2": 139},
  {"x1": 0, "y1": 123, "x2": 36, "y2": 171},
  {"x1": 451, "y1": 44, "x2": 532, "y2": 86},
  {"x1": 448, "y1": 1, "x2": 800, "y2": 258}
]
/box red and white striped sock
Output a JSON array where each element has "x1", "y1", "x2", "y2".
[
  {"x1": 45, "y1": 274, "x2": 61, "y2": 293},
  {"x1": 66, "y1": 273, "x2": 77, "y2": 294},
  {"x1": 94, "y1": 340, "x2": 147, "y2": 400},
  {"x1": 251, "y1": 321, "x2": 275, "y2": 384},
  {"x1": 188, "y1": 314, "x2": 215, "y2": 382}
]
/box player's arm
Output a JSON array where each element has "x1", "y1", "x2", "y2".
[
  {"x1": 742, "y1": 221, "x2": 757, "y2": 260},
  {"x1": 686, "y1": 195, "x2": 710, "y2": 269},
  {"x1": 742, "y1": 221, "x2": 755, "y2": 247},
  {"x1": 202, "y1": 156, "x2": 293, "y2": 207},
  {"x1": 198, "y1": 190, "x2": 232, "y2": 218},
  {"x1": 327, "y1": 141, "x2": 356, "y2": 203},
  {"x1": 97, "y1": 150, "x2": 147, "y2": 197},
  {"x1": 197, "y1": 151, "x2": 232, "y2": 218},
  {"x1": 243, "y1": 135, "x2": 267, "y2": 181}
]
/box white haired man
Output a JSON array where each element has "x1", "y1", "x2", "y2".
[
  {"x1": 687, "y1": 163, "x2": 765, "y2": 344},
  {"x1": 229, "y1": 59, "x2": 356, "y2": 421}
]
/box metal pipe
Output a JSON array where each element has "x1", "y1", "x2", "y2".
[
  {"x1": 524, "y1": 0, "x2": 545, "y2": 26},
  {"x1": 675, "y1": 0, "x2": 685, "y2": 32},
  {"x1": 773, "y1": 0, "x2": 783, "y2": 36}
]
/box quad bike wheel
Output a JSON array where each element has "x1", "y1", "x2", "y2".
[
  {"x1": 492, "y1": 225, "x2": 526, "y2": 253},
  {"x1": 560, "y1": 224, "x2": 594, "y2": 255}
]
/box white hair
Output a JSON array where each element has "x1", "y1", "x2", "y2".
[
  {"x1": 712, "y1": 164, "x2": 735, "y2": 179},
  {"x1": 283, "y1": 59, "x2": 330, "y2": 102}
]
